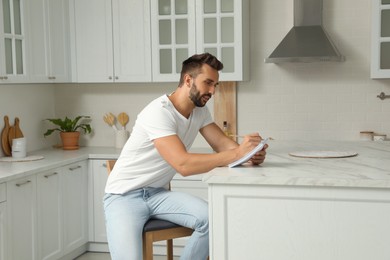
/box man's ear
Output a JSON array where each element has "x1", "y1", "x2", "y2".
[{"x1": 183, "y1": 74, "x2": 192, "y2": 87}]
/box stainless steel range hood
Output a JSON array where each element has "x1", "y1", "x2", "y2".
[{"x1": 265, "y1": 0, "x2": 345, "y2": 63}]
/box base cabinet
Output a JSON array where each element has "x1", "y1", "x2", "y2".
[
  {"x1": 62, "y1": 161, "x2": 88, "y2": 255},
  {"x1": 37, "y1": 169, "x2": 62, "y2": 260},
  {"x1": 6, "y1": 175, "x2": 37, "y2": 260},
  {"x1": 0, "y1": 203, "x2": 5, "y2": 260},
  {"x1": 6, "y1": 161, "x2": 87, "y2": 260},
  {"x1": 208, "y1": 184, "x2": 390, "y2": 260},
  {"x1": 0, "y1": 183, "x2": 7, "y2": 260},
  {"x1": 90, "y1": 160, "x2": 109, "y2": 243}
]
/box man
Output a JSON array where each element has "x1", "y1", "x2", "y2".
[{"x1": 104, "y1": 53, "x2": 267, "y2": 260}]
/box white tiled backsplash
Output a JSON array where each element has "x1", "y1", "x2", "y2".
[{"x1": 1, "y1": 0, "x2": 390, "y2": 153}]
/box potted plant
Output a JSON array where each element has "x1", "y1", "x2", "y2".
[{"x1": 44, "y1": 116, "x2": 92, "y2": 150}]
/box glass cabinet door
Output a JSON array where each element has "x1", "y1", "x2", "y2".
[
  {"x1": 196, "y1": 0, "x2": 248, "y2": 81},
  {"x1": 371, "y1": 0, "x2": 390, "y2": 78},
  {"x1": 1, "y1": 0, "x2": 26, "y2": 80},
  {"x1": 380, "y1": 2, "x2": 390, "y2": 70},
  {"x1": 151, "y1": 0, "x2": 196, "y2": 82}
]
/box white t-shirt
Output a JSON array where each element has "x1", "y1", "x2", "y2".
[{"x1": 105, "y1": 94, "x2": 213, "y2": 194}]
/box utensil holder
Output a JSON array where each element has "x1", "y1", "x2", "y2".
[{"x1": 116, "y1": 130, "x2": 129, "y2": 149}]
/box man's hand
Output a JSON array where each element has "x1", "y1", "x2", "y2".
[{"x1": 238, "y1": 133, "x2": 268, "y2": 165}]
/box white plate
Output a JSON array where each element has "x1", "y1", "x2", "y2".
[{"x1": 289, "y1": 151, "x2": 358, "y2": 158}]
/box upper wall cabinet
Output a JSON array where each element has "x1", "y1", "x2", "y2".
[
  {"x1": 0, "y1": 0, "x2": 28, "y2": 83},
  {"x1": 151, "y1": 0, "x2": 249, "y2": 82},
  {"x1": 27, "y1": 0, "x2": 71, "y2": 83},
  {"x1": 371, "y1": 0, "x2": 390, "y2": 78},
  {"x1": 69, "y1": 0, "x2": 152, "y2": 83}
]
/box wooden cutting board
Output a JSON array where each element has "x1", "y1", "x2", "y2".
[
  {"x1": 1, "y1": 116, "x2": 11, "y2": 156},
  {"x1": 8, "y1": 117, "x2": 24, "y2": 146}
]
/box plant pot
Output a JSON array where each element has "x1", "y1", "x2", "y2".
[{"x1": 60, "y1": 132, "x2": 80, "y2": 150}]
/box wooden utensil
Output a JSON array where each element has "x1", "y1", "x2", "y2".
[
  {"x1": 117, "y1": 112, "x2": 129, "y2": 130},
  {"x1": 1, "y1": 116, "x2": 11, "y2": 156},
  {"x1": 14, "y1": 117, "x2": 24, "y2": 138},
  {"x1": 8, "y1": 117, "x2": 24, "y2": 146},
  {"x1": 103, "y1": 113, "x2": 117, "y2": 131}
]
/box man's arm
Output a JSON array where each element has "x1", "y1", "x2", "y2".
[
  {"x1": 200, "y1": 123, "x2": 267, "y2": 166},
  {"x1": 153, "y1": 123, "x2": 263, "y2": 176}
]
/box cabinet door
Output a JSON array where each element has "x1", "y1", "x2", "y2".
[
  {"x1": 45, "y1": 0, "x2": 70, "y2": 82},
  {"x1": 6, "y1": 176, "x2": 37, "y2": 260},
  {"x1": 371, "y1": 0, "x2": 390, "y2": 78},
  {"x1": 112, "y1": 0, "x2": 152, "y2": 82},
  {"x1": 196, "y1": 0, "x2": 249, "y2": 81},
  {"x1": 71, "y1": 0, "x2": 114, "y2": 82},
  {"x1": 62, "y1": 161, "x2": 88, "y2": 254},
  {"x1": 91, "y1": 160, "x2": 109, "y2": 242},
  {"x1": 37, "y1": 169, "x2": 62, "y2": 260},
  {"x1": 0, "y1": 0, "x2": 28, "y2": 83},
  {"x1": 151, "y1": 0, "x2": 196, "y2": 82},
  {"x1": 0, "y1": 202, "x2": 6, "y2": 260},
  {"x1": 28, "y1": 0, "x2": 70, "y2": 83}
]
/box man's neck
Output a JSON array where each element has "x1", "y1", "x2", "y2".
[{"x1": 168, "y1": 90, "x2": 195, "y2": 119}]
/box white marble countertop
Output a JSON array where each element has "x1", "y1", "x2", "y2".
[
  {"x1": 203, "y1": 140, "x2": 390, "y2": 189},
  {"x1": 0, "y1": 146, "x2": 122, "y2": 183}
]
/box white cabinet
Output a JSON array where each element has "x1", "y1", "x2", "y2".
[
  {"x1": 371, "y1": 0, "x2": 390, "y2": 78},
  {"x1": 6, "y1": 175, "x2": 37, "y2": 260},
  {"x1": 37, "y1": 162, "x2": 88, "y2": 259},
  {"x1": 6, "y1": 161, "x2": 87, "y2": 260},
  {"x1": 0, "y1": 183, "x2": 6, "y2": 260},
  {"x1": 151, "y1": 0, "x2": 249, "y2": 82},
  {"x1": 37, "y1": 169, "x2": 62, "y2": 260},
  {"x1": 90, "y1": 160, "x2": 109, "y2": 243},
  {"x1": 70, "y1": 0, "x2": 151, "y2": 83},
  {"x1": 27, "y1": 0, "x2": 70, "y2": 83},
  {"x1": 62, "y1": 161, "x2": 88, "y2": 255},
  {"x1": 0, "y1": 0, "x2": 28, "y2": 83}
]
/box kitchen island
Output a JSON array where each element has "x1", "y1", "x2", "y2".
[{"x1": 203, "y1": 140, "x2": 390, "y2": 260}]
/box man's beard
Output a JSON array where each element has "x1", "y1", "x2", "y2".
[{"x1": 189, "y1": 83, "x2": 211, "y2": 107}]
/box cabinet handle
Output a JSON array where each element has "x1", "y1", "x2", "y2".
[
  {"x1": 0, "y1": 76, "x2": 8, "y2": 80},
  {"x1": 44, "y1": 172, "x2": 58, "y2": 178},
  {"x1": 69, "y1": 165, "x2": 82, "y2": 171},
  {"x1": 16, "y1": 180, "x2": 31, "y2": 187},
  {"x1": 108, "y1": 76, "x2": 112, "y2": 80},
  {"x1": 115, "y1": 76, "x2": 118, "y2": 80},
  {"x1": 48, "y1": 76, "x2": 56, "y2": 80},
  {"x1": 102, "y1": 163, "x2": 107, "y2": 168}
]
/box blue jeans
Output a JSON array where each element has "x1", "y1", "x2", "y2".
[{"x1": 104, "y1": 187, "x2": 209, "y2": 260}]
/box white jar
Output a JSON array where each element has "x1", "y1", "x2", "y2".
[
  {"x1": 360, "y1": 131, "x2": 374, "y2": 141},
  {"x1": 12, "y1": 137, "x2": 27, "y2": 158},
  {"x1": 373, "y1": 134, "x2": 386, "y2": 141}
]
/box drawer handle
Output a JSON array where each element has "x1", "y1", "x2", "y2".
[
  {"x1": 69, "y1": 165, "x2": 82, "y2": 171},
  {"x1": 16, "y1": 180, "x2": 31, "y2": 187},
  {"x1": 44, "y1": 172, "x2": 58, "y2": 178}
]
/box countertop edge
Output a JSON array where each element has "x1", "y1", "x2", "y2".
[{"x1": 0, "y1": 146, "x2": 122, "y2": 183}]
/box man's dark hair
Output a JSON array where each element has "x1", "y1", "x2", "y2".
[{"x1": 178, "y1": 53, "x2": 223, "y2": 86}]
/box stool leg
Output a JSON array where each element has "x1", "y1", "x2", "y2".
[
  {"x1": 143, "y1": 233, "x2": 154, "y2": 260},
  {"x1": 167, "y1": 239, "x2": 173, "y2": 260}
]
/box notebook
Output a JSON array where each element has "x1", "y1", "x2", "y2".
[{"x1": 228, "y1": 138, "x2": 269, "y2": 168}]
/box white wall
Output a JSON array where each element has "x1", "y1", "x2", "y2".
[
  {"x1": 0, "y1": 84, "x2": 55, "y2": 156},
  {"x1": 1, "y1": 0, "x2": 390, "y2": 153},
  {"x1": 237, "y1": 0, "x2": 390, "y2": 141}
]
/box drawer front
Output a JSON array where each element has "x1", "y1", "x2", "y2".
[{"x1": 0, "y1": 183, "x2": 5, "y2": 202}]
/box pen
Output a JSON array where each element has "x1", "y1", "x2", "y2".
[{"x1": 229, "y1": 135, "x2": 274, "y2": 140}]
